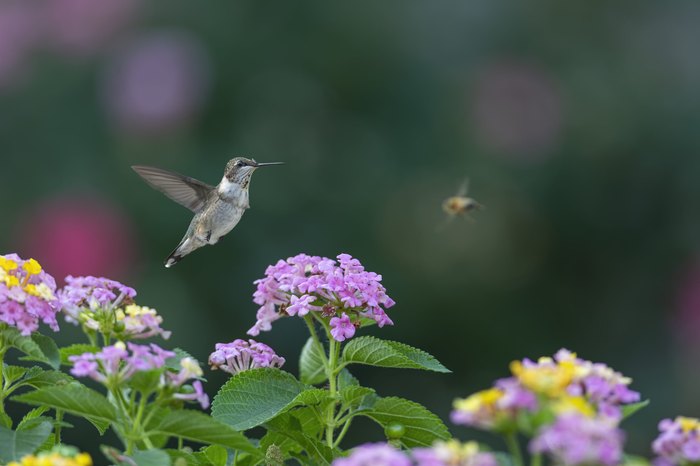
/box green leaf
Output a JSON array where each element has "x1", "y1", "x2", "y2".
[
  {"x1": 166, "y1": 449, "x2": 203, "y2": 466},
  {"x1": 260, "y1": 407, "x2": 323, "y2": 456},
  {"x1": 342, "y1": 336, "x2": 450, "y2": 373},
  {"x1": 202, "y1": 445, "x2": 228, "y2": 466},
  {"x1": 0, "y1": 421, "x2": 53, "y2": 462},
  {"x1": 266, "y1": 414, "x2": 334, "y2": 465},
  {"x1": 128, "y1": 369, "x2": 163, "y2": 394},
  {"x1": 17, "y1": 407, "x2": 49, "y2": 430},
  {"x1": 337, "y1": 369, "x2": 359, "y2": 389},
  {"x1": 2, "y1": 365, "x2": 27, "y2": 386},
  {"x1": 360, "y1": 397, "x2": 451, "y2": 447},
  {"x1": 152, "y1": 409, "x2": 261, "y2": 458},
  {"x1": 339, "y1": 386, "x2": 377, "y2": 411},
  {"x1": 19, "y1": 369, "x2": 74, "y2": 389},
  {"x1": 211, "y1": 368, "x2": 306, "y2": 431},
  {"x1": 59, "y1": 344, "x2": 99, "y2": 365},
  {"x1": 12, "y1": 382, "x2": 117, "y2": 434},
  {"x1": 131, "y1": 449, "x2": 172, "y2": 466},
  {"x1": 0, "y1": 412, "x2": 12, "y2": 429},
  {"x1": 0, "y1": 327, "x2": 60, "y2": 369},
  {"x1": 300, "y1": 338, "x2": 327, "y2": 385},
  {"x1": 26, "y1": 334, "x2": 60, "y2": 370},
  {"x1": 621, "y1": 400, "x2": 649, "y2": 421}
]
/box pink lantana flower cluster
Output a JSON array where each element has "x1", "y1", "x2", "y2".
[
  {"x1": 209, "y1": 339, "x2": 285, "y2": 375},
  {"x1": 0, "y1": 254, "x2": 59, "y2": 335},
  {"x1": 248, "y1": 253, "x2": 395, "y2": 341}
]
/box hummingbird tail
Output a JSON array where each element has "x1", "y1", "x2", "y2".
[
  {"x1": 164, "y1": 252, "x2": 182, "y2": 268},
  {"x1": 164, "y1": 239, "x2": 187, "y2": 268}
]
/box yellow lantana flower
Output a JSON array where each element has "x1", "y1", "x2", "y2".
[
  {"x1": 510, "y1": 359, "x2": 576, "y2": 398},
  {"x1": 551, "y1": 395, "x2": 595, "y2": 417},
  {"x1": 22, "y1": 258, "x2": 42, "y2": 275},
  {"x1": 0, "y1": 256, "x2": 18, "y2": 271}
]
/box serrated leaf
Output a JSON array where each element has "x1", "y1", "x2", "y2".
[
  {"x1": 266, "y1": 414, "x2": 334, "y2": 465},
  {"x1": 202, "y1": 445, "x2": 227, "y2": 466},
  {"x1": 300, "y1": 338, "x2": 327, "y2": 385},
  {"x1": 152, "y1": 409, "x2": 261, "y2": 457},
  {"x1": 2, "y1": 365, "x2": 27, "y2": 385},
  {"x1": 26, "y1": 334, "x2": 60, "y2": 369},
  {"x1": 0, "y1": 328, "x2": 59, "y2": 369},
  {"x1": 17, "y1": 407, "x2": 49, "y2": 430},
  {"x1": 60, "y1": 344, "x2": 99, "y2": 365},
  {"x1": 12, "y1": 382, "x2": 117, "y2": 434},
  {"x1": 360, "y1": 397, "x2": 451, "y2": 447},
  {"x1": 260, "y1": 408, "x2": 323, "y2": 456},
  {"x1": 342, "y1": 336, "x2": 450, "y2": 373},
  {"x1": 339, "y1": 386, "x2": 377, "y2": 411},
  {"x1": 131, "y1": 449, "x2": 172, "y2": 466},
  {"x1": 211, "y1": 368, "x2": 306, "y2": 431},
  {"x1": 337, "y1": 369, "x2": 359, "y2": 389},
  {"x1": 0, "y1": 421, "x2": 53, "y2": 462},
  {"x1": 621, "y1": 400, "x2": 649, "y2": 421},
  {"x1": 19, "y1": 369, "x2": 74, "y2": 389}
]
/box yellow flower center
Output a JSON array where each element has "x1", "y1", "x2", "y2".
[
  {"x1": 0, "y1": 257, "x2": 18, "y2": 271},
  {"x1": 510, "y1": 360, "x2": 576, "y2": 397},
  {"x1": 678, "y1": 416, "x2": 700, "y2": 433}
]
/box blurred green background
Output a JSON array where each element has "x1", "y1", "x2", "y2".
[{"x1": 1, "y1": 0, "x2": 700, "y2": 459}]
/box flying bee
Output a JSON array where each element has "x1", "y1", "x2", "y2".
[{"x1": 439, "y1": 178, "x2": 484, "y2": 229}]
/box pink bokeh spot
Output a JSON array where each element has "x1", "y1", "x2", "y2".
[
  {"x1": 44, "y1": 0, "x2": 139, "y2": 58},
  {"x1": 0, "y1": 1, "x2": 43, "y2": 89},
  {"x1": 101, "y1": 31, "x2": 210, "y2": 137},
  {"x1": 676, "y1": 259, "x2": 700, "y2": 346},
  {"x1": 471, "y1": 61, "x2": 563, "y2": 160},
  {"x1": 15, "y1": 197, "x2": 137, "y2": 283}
]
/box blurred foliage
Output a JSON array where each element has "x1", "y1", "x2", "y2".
[{"x1": 1, "y1": 0, "x2": 700, "y2": 459}]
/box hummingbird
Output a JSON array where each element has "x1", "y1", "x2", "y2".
[{"x1": 132, "y1": 157, "x2": 283, "y2": 267}]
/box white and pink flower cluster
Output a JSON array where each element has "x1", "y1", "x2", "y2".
[
  {"x1": 248, "y1": 253, "x2": 395, "y2": 341},
  {"x1": 208, "y1": 339, "x2": 285, "y2": 375}
]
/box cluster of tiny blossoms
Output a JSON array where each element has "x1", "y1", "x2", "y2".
[
  {"x1": 8, "y1": 446, "x2": 92, "y2": 466},
  {"x1": 208, "y1": 339, "x2": 285, "y2": 375},
  {"x1": 332, "y1": 441, "x2": 497, "y2": 466},
  {"x1": 69, "y1": 342, "x2": 208, "y2": 409},
  {"x1": 0, "y1": 254, "x2": 59, "y2": 335},
  {"x1": 451, "y1": 349, "x2": 639, "y2": 466},
  {"x1": 58, "y1": 275, "x2": 170, "y2": 340},
  {"x1": 248, "y1": 253, "x2": 395, "y2": 341},
  {"x1": 652, "y1": 416, "x2": 700, "y2": 466}
]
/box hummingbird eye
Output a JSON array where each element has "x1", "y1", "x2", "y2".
[{"x1": 235, "y1": 161, "x2": 244, "y2": 167}]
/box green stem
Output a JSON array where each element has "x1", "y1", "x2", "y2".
[
  {"x1": 531, "y1": 452, "x2": 542, "y2": 466},
  {"x1": 505, "y1": 433, "x2": 525, "y2": 466},
  {"x1": 333, "y1": 416, "x2": 353, "y2": 449},
  {"x1": 54, "y1": 409, "x2": 64, "y2": 445},
  {"x1": 325, "y1": 337, "x2": 340, "y2": 448}
]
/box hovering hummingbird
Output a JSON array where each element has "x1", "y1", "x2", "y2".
[{"x1": 132, "y1": 157, "x2": 283, "y2": 267}]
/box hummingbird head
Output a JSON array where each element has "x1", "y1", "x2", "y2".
[{"x1": 224, "y1": 157, "x2": 284, "y2": 186}]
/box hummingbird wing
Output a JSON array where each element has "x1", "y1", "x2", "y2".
[{"x1": 131, "y1": 165, "x2": 214, "y2": 213}]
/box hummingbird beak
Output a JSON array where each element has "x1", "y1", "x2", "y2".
[{"x1": 253, "y1": 161, "x2": 284, "y2": 167}]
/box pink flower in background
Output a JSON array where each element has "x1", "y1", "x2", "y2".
[
  {"x1": 43, "y1": 0, "x2": 139, "y2": 57},
  {"x1": 472, "y1": 62, "x2": 563, "y2": 160},
  {"x1": 0, "y1": 2, "x2": 42, "y2": 89},
  {"x1": 675, "y1": 259, "x2": 700, "y2": 347},
  {"x1": 101, "y1": 31, "x2": 210, "y2": 136},
  {"x1": 16, "y1": 197, "x2": 136, "y2": 282}
]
